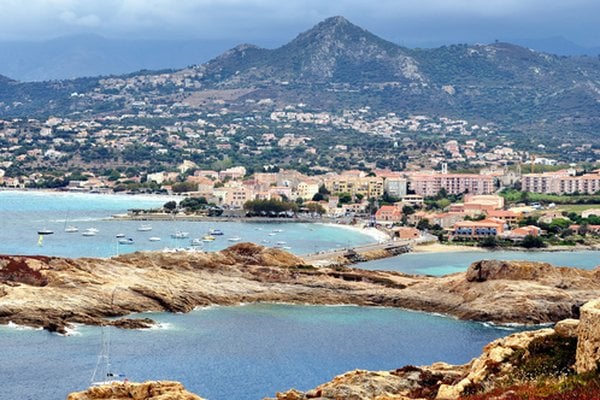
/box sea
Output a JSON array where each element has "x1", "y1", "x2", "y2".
[{"x1": 0, "y1": 190, "x2": 597, "y2": 400}]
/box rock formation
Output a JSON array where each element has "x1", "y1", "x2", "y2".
[
  {"x1": 576, "y1": 298, "x2": 600, "y2": 373},
  {"x1": 1, "y1": 245, "x2": 599, "y2": 333},
  {"x1": 67, "y1": 381, "x2": 203, "y2": 400},
  {"x1": 272, "y1": 301, "x2": 600, "y2": 400}
]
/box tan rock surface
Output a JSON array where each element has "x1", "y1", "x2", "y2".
[
  {"x1": 66, "y1": 381, "x2": 204, "y2": 400},
  {"x1": 1, "y1": 245, "x2": 599, "y2": 333}
]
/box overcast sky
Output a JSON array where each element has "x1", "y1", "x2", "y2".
[{"x1": 0, "y1": 0, "x2": 598, "y2": 47}]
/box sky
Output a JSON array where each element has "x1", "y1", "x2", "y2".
[{"x1": 0, "y1": 0, "x2": 598, "y2": 47}]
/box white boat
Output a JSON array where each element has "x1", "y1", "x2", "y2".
[
  {"x1": 268, "y1": 232, "x2": 276, "y2": 236},
  {"x1": 91, "y1": 325, "x2": 126, "y2": 386},
  {"x1": 115, "y1": 233, "x2": 125, "y2": 238},
  {"x1": 64, "y1": 226, "x2": 79, "y2": 233},
  {"x1": 276, "y1": 241, "x2": 287, "y2": 245},
  {"x1": 82, "y1": 229, "x2": 97, "y2": 237},
  {"x1": 118, "y1": 238, "x2": 134, "y2": 245},
  {"x1": 209, "y1": 229, "x2": 224, "y2": 236},
  {"x1": 137, "y1": 224, "x2": 152, "y2": 232},
  {"x1": 37, "y1": 228, "x2": 54, "y2": 235},
  {"x1": 170, "y1": 231, "x2": 189, "y2": 239},
  {"x1": 228, "y1": 236, "x2": 242, "y2": 242},
  {"x1": 272, "y1": 229, "x2": 283, "y2": 233},
  {"x1": 190, "y1": 238, "x2": 204, "y2": 246},
  {"x1": 201, "y1": 234, "x2": 215, "y2": 242},
  {"x1": 148, "y1": 237, "x2": 161, "y2": 242}
]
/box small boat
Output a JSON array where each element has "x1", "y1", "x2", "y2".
[
  {"x1": 209, "y1": 229, "x2": 224, "y2": 236},
  {"x1": 148, "y1": 237, "x2": 161, "y2": 242},
  {"x1": 276, "y1": 241, "x2": 287, "y2": 245},
  {"x1": 171, "y1": 231, "x2": 189, "y2": 239},
  {"x1": 64, "y1": 226, "x2": 79, "y2": 233},
  {"x1": 190, "y1": 238, "x2": 204, "y2": 246},
  {"x1": 115, "y1": 233, "x2": 126, "y2": 238},
  {"x1": 268, "y1": 232, "x2": 276, "y2": 236},
  {"x1": 37, "y1": 229, "x2": 54, "y2": 235},
  {"x1": 201, "y1": 234, "x2": 215, "y2": 242},
  {"x1": 228, "y1": 236, "x2": 241, "y2": 242},
  {"x1": 82, "y1": 229, "x2": 97, "y2": 237},
  {"x1": 118, "y1": 238, "x2": 134, "y2": 245},
  {"x1": 272, "y1": 229, "x2": 283, "y2": 233},
  {"x1": 137, "y1": 224, "x2": 152, "y2": 232}
]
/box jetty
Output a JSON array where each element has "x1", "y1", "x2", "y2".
[{"x1": 302, "y1": 240, "x2": 413, "y2": 266}]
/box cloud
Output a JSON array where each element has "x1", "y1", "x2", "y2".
[
  {"x1": 59, "y1": 11, "x2": 101, "y2": 27},
  {"x1": 0, "y1": 0, "x2": 597, "y2": 46}
]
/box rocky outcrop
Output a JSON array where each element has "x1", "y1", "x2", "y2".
[
  {"x1": 272, "y1": 309, "x2": 596, "y2": 400},
  {"x1": 66, "y1": 381, "x2": 204, "y2": 400},
  {"x1": 575, "y1": 299, "x2": 600, "y2": 373},
  {"x1": 1, "y1": 246, "x2": 600, "y2": 333}
]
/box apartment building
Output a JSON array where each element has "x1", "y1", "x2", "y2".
[
  {"x1": 522, "y1": 170, "x2": 600, "y2": 195},
  {"x1": 407, "y1": 172, "x2": 495, "y2": 196}
]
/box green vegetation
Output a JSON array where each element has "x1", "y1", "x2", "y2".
[{"x1": 243, "y1": 199, "x2": 298, "y2": 216}]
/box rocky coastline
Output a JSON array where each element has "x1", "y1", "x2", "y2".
[{"x1": 1, "y1": 243, "x2": 599, "y2": 334}]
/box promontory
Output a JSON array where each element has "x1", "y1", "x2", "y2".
[{"x1": 1, "y1": 243, "x2": 599, "y2": 334}]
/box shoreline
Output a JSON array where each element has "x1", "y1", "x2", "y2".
[{"x1": 317, "y1": 222, "x2": 390, "y2": 243}]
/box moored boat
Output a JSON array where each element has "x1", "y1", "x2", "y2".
[
  {"x1": 37, "y1": 228, "x2": 54, "y2": 235},
  {"x1": 171, "y1": 231, "x2": 189, "y2": 239},
  {"x1": 137, "y1": 224, "x2": 152, "y2": 232}
]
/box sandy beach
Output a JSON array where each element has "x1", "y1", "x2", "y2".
[{"x1": 319, "y1": 222, "x2": 391, "y2": 243}]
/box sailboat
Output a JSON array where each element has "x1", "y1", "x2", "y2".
[
  {"x1": 90, "y1": 326, "x2": 126, "y2": 386},
  {"x1": 64, "y1": 210, "x2": 79, "y2": 233}
]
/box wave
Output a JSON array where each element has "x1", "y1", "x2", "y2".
[{"x1": 6, "y1": 321, "x2": 43, "y2": 331}]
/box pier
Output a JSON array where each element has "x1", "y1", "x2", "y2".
[{"x1": 301, "y1": 240, "x2": 413, "y2": 266}]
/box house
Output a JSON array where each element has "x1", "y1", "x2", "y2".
[
  {"x1": 486, "y1": 210, "x2": 522, "y2": 227},
  {"x1": 452, "y1": 218, "x2": 505, "y2": 239},
  {"x1": 375, "y1": 205, "x2": 402, "y2": 223},
  {"x1": 508, "y1": 225, "x2": 542, "y2": 239},
  {"x1": 392, "y1": 227, "x2": 420, "y2": 240}
]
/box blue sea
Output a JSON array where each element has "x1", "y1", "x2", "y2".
[
  {"x1": 0, "y1": 191, "x2": 594, "y2": 400},
  {"x1": 0, "y1": 190, "x2": 373, "y2": 257},
  {"x1": 358, "y1": 249, "x2": 600, "y2": 276},
  {"x1": 0, "y1": 304, "x2": 531, "y2": 400}
]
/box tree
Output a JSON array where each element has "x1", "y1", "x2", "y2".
[
  {"x1": 402, "y1": 205, "x2": 415, "y2": 215},
  {"x1": 171, "y1": 181, "x2": 198, "y2": 193},
  {"x1": 338, "y1": 192, "x2": 352, "y2": 204},
  {"x1": 163, "y1": 201, "x2": 177, "y2": 212},
  {"x1": 479, "y1": 236, "x2": 498, "y2": 248},
  {"x1": 521, "y1": 234, "x2": 545, "y2": 249},
  {"x1": 312, "y1": 192, "x2": 325, "y2": 202}
]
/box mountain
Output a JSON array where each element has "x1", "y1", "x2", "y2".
[
  {"x1": 0, "y1": 16, "x2": 598, "y2": 142},
  {"x1": 0, "y1": 34, "x2": 237, "y2": 81},
  {"x1": 203, "y1": 16, "x2": 422, "y2": 85}
]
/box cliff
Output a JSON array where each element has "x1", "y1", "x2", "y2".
[
  {"x1": 1, "y1": 244, "x2": 599, "y2": 333},
  {"x1": 67, "y1": 381, "x2": 204, "y2": 400}
]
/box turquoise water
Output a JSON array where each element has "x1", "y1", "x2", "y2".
[
  {"x1": 0, "y1": 191, "x2": 373, "y2": 257},
  {"x1": 358, "y1": 250, "x2": 599, "y2": 276},
  {"x1": 0, "y1": 304, "x2": 529, "y2": 400}
]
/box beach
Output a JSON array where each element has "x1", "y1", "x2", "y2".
[{"x1": 319, "y1": 222, "x2": 391, "y2": 243}]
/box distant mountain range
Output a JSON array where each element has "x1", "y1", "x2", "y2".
[
  {"x1": 0, "y1": 27, "x2": 598, "y2": 82},
  {"x1": 0, "y1": 16, "x2": 598, "y2": 142},
  {"x1": 0, "y1": 34, "x2": 237, "y2": 81}
]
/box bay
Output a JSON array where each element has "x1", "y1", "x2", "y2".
[
  {"x1": 358, "y1": 250, "x2": 600, "y2": 276},
  {"x1": 0, "y1": 304, "x2": 530, "y2": 400},
  {"x1": 0, "y1": 190, "x2": 374, "y2": 257}
]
